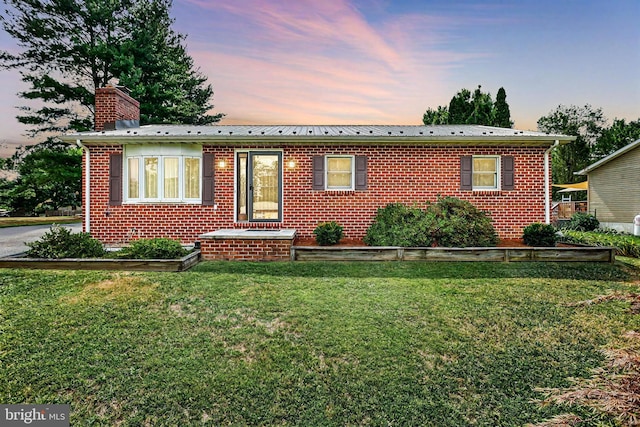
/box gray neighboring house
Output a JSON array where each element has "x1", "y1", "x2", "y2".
[{"x1": 576, "y1": 138, "x2": 640, "y2": 233}]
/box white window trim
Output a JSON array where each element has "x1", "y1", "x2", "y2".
[
  {"x1": 325, "y1": 155, "x2": 355, "y2": 191},
  {"x1": 124, "y1": 145, "x2": 202, "y2": 203},
  {"x1": 472, "y1": 155, "x2": 500, "y2": 191}
]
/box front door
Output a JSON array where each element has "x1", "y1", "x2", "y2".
[{"x1": 237, "y1": 152, "x2": 282, "y2": 222}]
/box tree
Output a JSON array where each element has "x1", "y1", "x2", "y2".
[
  {"x1": 592, "y1": 118, "x2": 640, "y2": 159},
  {"x1": 423, "y1": 86, "x2": 513, "y2": 127},
  {"x1": 422, "y1": 105, "x2": 449, "y2": 125},
  {"x1": 493, "y1": 87, "x2": 513, "y2": 128},
  {"x1": 3, "y1": 140, "x2": 82, "y2": 214},
  {"x1": 0, "y1": 0, "x2": 222, "y2": 135},
  {"x1": 0, "y1": 177, "x2": 14, "y2": 211},
  {"x1": 447, "y1": 88, "x2": 474, "y2": 124},
  {"x1": 537, "y1": 104, "x2": 607, "y2": 187},
  {"x1": 115, "y1": 0, "x2": 222, "y2": 125},
  {"x1": 467, "y1": 85, "x2": 494, "y2": 125}
]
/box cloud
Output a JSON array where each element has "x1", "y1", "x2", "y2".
[
  {"x1": 185, "y1": 0, "x2": 402, "y2": 68},
  {"x1": 179, "y1": 0, "x2": 483, "y2": 124}
]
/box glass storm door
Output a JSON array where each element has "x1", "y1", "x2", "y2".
[{"x1": 237, "y1": 152, "x2": 282, "y2": 222}]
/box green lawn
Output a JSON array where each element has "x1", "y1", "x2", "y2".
[
  {"x1": 0, "y1": 216, "x2": 81, "y2": 228},
  {"x1": 1, "y1": 261, "x2": 638, "y2": 426}
]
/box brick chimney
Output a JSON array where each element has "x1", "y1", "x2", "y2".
[{"x1": 94, "y1": 85, "x2": 140, "y2": 131}]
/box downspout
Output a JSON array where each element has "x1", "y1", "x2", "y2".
[
  {"x1": 76, "y1": 140, "x2": 90, "y2": 233},
  {"x1": 544, "y1": 140, "x2": 560, "y2": 224}
]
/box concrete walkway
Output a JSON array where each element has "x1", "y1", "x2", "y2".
[{"x1": 0, "y1": 223, "x2": 82, "y2": 258}]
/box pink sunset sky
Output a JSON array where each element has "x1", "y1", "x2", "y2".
[{"x1": 0, "y1": 0, "x2": 639, "y2": 154}]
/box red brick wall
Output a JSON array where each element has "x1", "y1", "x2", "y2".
[
  {"x1": 200, "y1": 239, "x2": 292, "y2": 261},
  {"x1": 83, "y1": 143, "x2": 550, "y2": 244},
  {"x1": 94, "y1": 86, "x2": 140, "y2": 131}
]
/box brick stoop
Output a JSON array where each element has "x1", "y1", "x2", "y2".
[{"x1": 199, "y1": 229, "x2": 296, "y2": 261}]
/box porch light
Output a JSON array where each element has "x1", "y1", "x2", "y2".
[
  {"x1": 287, "y1": 159, "x2": 296, "y2": 169},
  {"x1": 218, "y1": 159, "x2": 227, "y2": 169}
]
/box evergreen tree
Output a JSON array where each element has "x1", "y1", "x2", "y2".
[
  {"x1": 115, "y1": 0, "x2": 222, "y2": 125},
  {"x1": 423, "y1": 86, "x2": 512, "y2": 127},
  {"x1": 0, "y1": 0, "x2": 222, "y2": 135},
  {"x1": 493, "y1": 87, "x2": 513, "y2": 128},
  {"x1": 467, "y1": 85, "x2": 494, "y2": 125}
]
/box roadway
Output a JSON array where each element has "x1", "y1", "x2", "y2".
[{"x1": 0, "y1": 223, "x2": 83, "y2": 258}]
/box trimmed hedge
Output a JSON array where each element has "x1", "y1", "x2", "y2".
[
  {"x1": 313, "y1": 221, "x2": 344, "y2": 246},
  {"x1": 560, "y1": 230, "x2": 640, "y2": 258},
  {"x1": 114, "y1": 238, "x2": 189, "y2": 259}
]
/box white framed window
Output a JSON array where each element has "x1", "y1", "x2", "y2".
[
  {"x1": 125, "y1": 145, "x2": 202, "y2": 202},
  {"x1": 472, "y1": 156, "x2": 500, "y2": 190},
  {"x1": 326, "y1": 155, "x2": 354, "y2": 190}
]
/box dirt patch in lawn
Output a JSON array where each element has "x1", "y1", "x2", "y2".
[
  {"x1": 61, "y1": 274, "x2": 158, "y2": 304},
  {"x1": 531, "y1": 294, "x2": 640, "y2": 427}
]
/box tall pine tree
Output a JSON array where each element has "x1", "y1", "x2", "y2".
[
  {"x1": 0, "y1": 0, "x2": 222, "y2": 135},
  {"x1": 493, "y1": 87, "x2": 513, "y2": 128}
]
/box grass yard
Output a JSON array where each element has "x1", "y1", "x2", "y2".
[
  {"x1": 0, "y1": 216, "x2": 81, "y2": 228},
  {"x1": 1, "y1": 261, "x2": 639, "y2": 426}
]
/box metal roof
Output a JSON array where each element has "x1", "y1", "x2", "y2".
[{"x1": 62, "y1": 124, "x2": 574, "y2": 145}]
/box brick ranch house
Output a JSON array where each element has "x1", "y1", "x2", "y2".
[{"x1": 61, "y1": 86, "x2": 574, "y2": 260}]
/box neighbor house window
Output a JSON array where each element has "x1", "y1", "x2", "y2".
[
  {"x1": 472, "y1": 156, "x2": 499, "y2": 190},
  {"x1": 125, "y1": 145, "x2": 202, "y2": 202},
  {"x1": 326, "y1": 155, "x2": 354, "y2": 190}
]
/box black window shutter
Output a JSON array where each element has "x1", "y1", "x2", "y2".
[
  {"x1": 355, "y1": 155, "x2": 367, "y2": 190},
  {"x1": 501, "y1": 155, "x2": 514, "y2": 190},
  {"x1": 312, "y1": 155, "x2": 325, "y2": 190},
  {"x1": 460, "y1": 156, "x2": 472, "y2": 190},
  {"x1": 202, "y1": 153, "x2": 215, "y2": 205},
  {"x1": 109, "y1": 153, "x2": 122, "y2": 206}
]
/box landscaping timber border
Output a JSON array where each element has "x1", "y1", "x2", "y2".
[
  {"x1": 0, "y1": 250, "x2": 201, "y2": 272},
  {"x1": 291, "y1": 246, "x2": 616, "y2": 263}
]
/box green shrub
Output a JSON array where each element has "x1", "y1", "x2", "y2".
[
  {"x1": 26, "y1": 225, "x2": 106, "y2": 258},
  {"x1": 313, "y1": 221, "x2": 344, "y2": 246},
  {"x1": 560, "y1": 230, "x2": 640, "y2": 258},
  {"x1": 364, "y1": 203, "x2": 434, "y2": 247},
  {"x1": 522, "y1": 223, "x2": 557, "y2": 247},
  {"x1": 428, "y1": 197, "x2": 498, "y2": 247},
  {"x1": 364, "y1": 198, "x2": 498, "y2": 247},
  {"x1": 566, "y1": 212, "x2": 600, "y2": 231},
  {"x1": 115, "y1": 237, "x2": 188, "y2": 259}
]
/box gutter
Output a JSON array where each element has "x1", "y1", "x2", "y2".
[
  {"x1": 59, "y1": 134, "x2": 574, "y2": 147},
  {"x1": 544, "y1": 140, "x2": 560, "y2": 224},
  {"x1": 76, "y1": 140, "x2": 90, "y2": 233}
]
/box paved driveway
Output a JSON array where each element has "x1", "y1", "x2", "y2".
[{"x1": 0, "y1": 223, "x2": 82, "y2": 258}]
